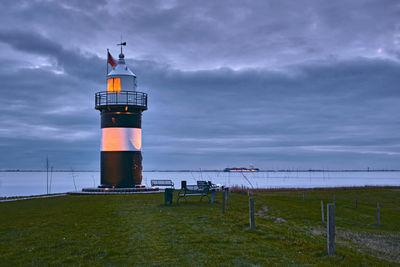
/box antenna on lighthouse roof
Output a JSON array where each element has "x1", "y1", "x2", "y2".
[{"x1": 117, "y1": 35, "x2": 126, "y2": 57}]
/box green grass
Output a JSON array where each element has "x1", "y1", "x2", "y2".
[{"x1": 1, "y1": 187, "x2": 399, "y2": 266}]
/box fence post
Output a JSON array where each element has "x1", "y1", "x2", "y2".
[
  {"x1": 321, "y1": 200, "x2": 324, "y2": 223},
  {"x1": 303, "y1": 192, "x2": 306, "y2": 200},
  {"x1": 225, "y1": 187, "x2": 229, "y2": 199},
  {"x1": 377, "y1": 202, "x2": 380, "y2": 225},
  {"x1": 210, "y1": 190, "x2": 216, "y2": 203},
  {"x1": 249, "y1": 198, "x2": 255, "y2": 229},
  {"x1": 327, "y1": 204, "x2": 335, "y2": 255},
  {"x1": 355, "y1": 198, "x2": 357, "y2": 209},
  {"x1": 222, "y1": 189, "x2": 226, "y2": 214}
]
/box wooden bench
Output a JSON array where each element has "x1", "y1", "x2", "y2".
[
  {"x1": 198, "y1": 180, "x2": 220, "y2": 191},
  {"x1": 177, "y1": 184, "x2": 210, "y2": 203},
  {"x1": 197, "y1": 180, "x2": 209, "y2": 189},
  {"x1": 151, "y1": 179, "x2": 174, "y2": 188}
]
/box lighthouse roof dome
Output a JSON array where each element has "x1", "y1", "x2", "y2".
[{"x1": 108, "y1": 53, "x2": 136, "y2": 77}]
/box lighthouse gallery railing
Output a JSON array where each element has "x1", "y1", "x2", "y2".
[{"x1": 95, "y1": 91, "x2": 147, "y2": 109}]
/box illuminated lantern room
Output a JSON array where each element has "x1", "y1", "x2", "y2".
[{"x1": 107, "y1": 52, "x2": 137, "y2": 92}]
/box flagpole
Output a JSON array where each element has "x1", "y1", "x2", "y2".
[{"x1": 106, "y1": 48, "x2": 109, "y2": 76}]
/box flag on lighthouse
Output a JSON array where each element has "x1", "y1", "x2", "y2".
[{"x1": 107, "y1": 50, "x2": 117, "y2": 68}]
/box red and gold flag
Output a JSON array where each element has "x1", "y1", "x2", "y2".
[{"x1": 107, "y1": 51, "x2": 117, "y2": 68}]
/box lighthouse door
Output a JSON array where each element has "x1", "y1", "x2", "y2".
[{"x1": 132, "y1": 152, "x2": 143, "y2": 185}]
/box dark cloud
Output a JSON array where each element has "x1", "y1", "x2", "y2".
[
  {"x1": 0, "y1": 0, "x2": 399, "y2": 170},
  {"x1": 136, "y1": 57, "x2": 400, "y2": 169}
]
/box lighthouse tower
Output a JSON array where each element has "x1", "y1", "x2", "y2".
[{"x1": 95, "y1": 44, "x2": 147, "y2": 188}]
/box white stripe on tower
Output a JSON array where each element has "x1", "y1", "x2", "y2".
[{"x1": 101, "y1": 128, "x2": 142, "y2": 151}]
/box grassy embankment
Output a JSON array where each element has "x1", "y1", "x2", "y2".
[{"x1": 1, "y1": 187, "x2": 399, "y2": 265}]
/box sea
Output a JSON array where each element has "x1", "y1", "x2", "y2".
[{"x1": 1, "y1": 171, "x2": 400, "y2": 197}]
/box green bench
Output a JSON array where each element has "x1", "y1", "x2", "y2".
[
  {"x1": 177, "y1": 181, "x2": 210, "y2": 203},
  {"x1": 151, "y1": 179, "x2": 174, "y2": 188}
]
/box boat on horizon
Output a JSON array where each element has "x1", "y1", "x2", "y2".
[{"x1": 224, "y1": 165, "x2": 259, "y2": 172}]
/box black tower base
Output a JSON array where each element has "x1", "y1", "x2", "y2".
[{"x1": 100, "y1": 151, "x2": 142, "y2": 188}]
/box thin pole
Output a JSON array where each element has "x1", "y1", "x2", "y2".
[
  {"x1": 321, "y1": 200, "x2": 324, "y2": 223},
  {"x1": 50, "y1": 166, "x2": 53, "y2": 194},
  {"x1": 327, "y1": 204, "x2": 335, "y2": 255},
  {"x1": 106, "y1": 49, "x2": 109, "y2": 76},
  {"x1": 377, "y1": 202, "x2": 380, "y2": 225},
  {"x1": 46, "y1": 157, "x2": 49, "y2": 194},
  {"x1": 249, "y1": 198, "x2": 255, "y2": 229},
  {"x1": 222, "y1": 188, "x2": 226, "y2": 214}
]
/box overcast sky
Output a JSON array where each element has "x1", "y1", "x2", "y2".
[{"x1": 0, "y1": 0, "x2": 399, "y2": 170}]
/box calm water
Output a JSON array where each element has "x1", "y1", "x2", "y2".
[{"x1": 1, "y1": 171, "x2": 400, "y2": 197}]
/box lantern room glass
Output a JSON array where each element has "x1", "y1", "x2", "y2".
[{"x1": 107, "y1": 78, "x2": 121, "y2": 92}]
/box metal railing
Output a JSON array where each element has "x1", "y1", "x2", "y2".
[{"x1": 95, "y1": 91, "x2": 147, "y2": 109}]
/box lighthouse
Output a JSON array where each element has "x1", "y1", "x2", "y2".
[{"x1": 95, "y1": 43, "x2": 147, "y2": 188}]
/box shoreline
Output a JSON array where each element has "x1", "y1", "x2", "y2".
[
  {"x1": 0, "y1": 193, "x2": 67, "y2": 202},
  {"x1": 1, "y1": 169, "x2": 400, "y2": 172},
  {"x1": 229, "y1": 185, "x2": 400, "y2": 193},
  {"x1": 2, "y1": 185, "x2": 400, "y2": 202}
]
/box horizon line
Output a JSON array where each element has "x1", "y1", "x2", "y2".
[{"x1": 1, "y1": 169, "x2": 400, "y2": 172}]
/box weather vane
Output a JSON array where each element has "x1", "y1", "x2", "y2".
[{"x1": 117, "y1": 35, "x2": 126, "y2": 54}]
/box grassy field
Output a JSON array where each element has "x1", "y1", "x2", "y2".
[{"x1": 1, "y1": 187, "x2": 399, "y2": 266}]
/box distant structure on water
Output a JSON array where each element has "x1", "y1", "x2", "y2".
[
  {"x1": 224, "y1": 165, "x2": 260, "y2": 172},
  {"x1": 95, "y1": 42, "x2": 148, "y2": 188}
]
